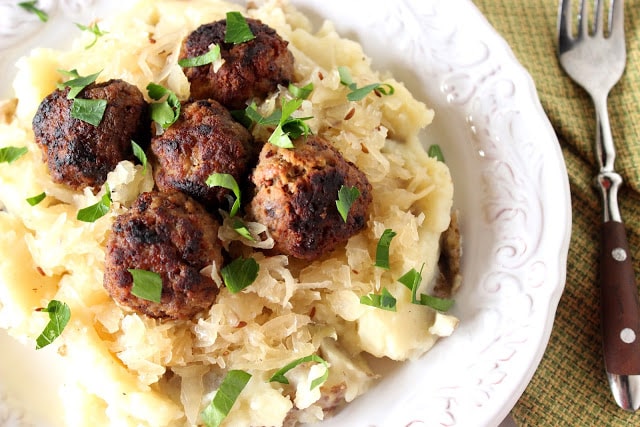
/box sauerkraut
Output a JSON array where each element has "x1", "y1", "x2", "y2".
[{"x1": 0, "y1": 1, "x2": 457, "y2": 426}]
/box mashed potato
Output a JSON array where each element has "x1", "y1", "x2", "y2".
[{"x1": 0, "y1": 1, "x2": 456, "y2": 426}]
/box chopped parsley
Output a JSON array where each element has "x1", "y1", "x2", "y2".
[
  {"x1": 71, "y1": 98, "x2": 107, "y2": 126},
  {"x1": 35, "y1": 300, "x2": 70, "y2": 349},
  {"x1": 338, "y1": 66, "x2": 395, "y2": 101},
  {"x1": 57, "y1": 69, "x2": 107, "y2": 125},
  {"x1": 206, "y1": 173, "x2": 241, "y2": 217},
  {"x1": 232, "y1": 219, "x2": 255, "y2": 241},
  {"x1": 0, "y1": 146, "x2": 28, "y2": 164},
  {"x1": 224, "y1": 12, "x2": 256, "y2": 44},
  {"x1": 221, "y1": 256, "x2": 259, "y2": 293},
  {"x1": 26, "y1": 192, "x2": 46, "y2": 206},
  {"x1": 128, "y1": 269, "x2": 163, "y2": 303},
  {"x1": 178, "y1": 44, "x2": 222, "y2": 67},
  {"x1": 76, "y1": 184, "x2": 111, "y2": 222},
  {"x1": 374, "y1": 229, "x2": 396, "y2": 269},
  {"x1": 428, "y1": 144, "x2": 445, "y2": 162},
  {"x1": 360, "y1": 287, "x2": 397, "y2": 312},
  {"x1": 18, "y1": 1, "x2": 48, "y2": 22},
  {"x1": 288, "y1": 82, "x2": 314, "y2": 100},
  {"x1": 399, "y1": 265, "x2": 454, "y2": 311},
  {"x1": 269, "y1": 354, "x2": 330, "y2": 390},
  {"x1": 201, "y1": 370, "x2": 252, "y2": 427},
  {"x1": 75, "y1": 21, "x2": 108, "y2": 49},
  {"x1": 147, "y1": 82, "x2": 181, "y2": 129},
  {"x1": 336, "y1": 185, "x2": 360, "y2": 222},
  {"x1": 242, "y1": 100, "x2": 312, "y2": 148},
  {"x1": 131, "y1": 140, "x2": 148, "y2": 174}
]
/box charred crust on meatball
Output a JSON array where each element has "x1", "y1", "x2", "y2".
[
  {"x1": 103, "y1": 191, "x2": 223, "y2": 320},
  {"x1": 150, "y1": 98, "x2": 258, "y2": 213},
  {"x1": 32, "y1": 79, "x2": 150, "y2": 191},
  {"x1": 179, "y1": 18, "x2": 295, "y2": 109},
  {"x1": 247, "y1": 136, "x2": 372, "y2": 260}
]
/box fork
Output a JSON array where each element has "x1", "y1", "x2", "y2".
[{"x1": 558, "y1": 0, "x2": 640, "y2": 411}]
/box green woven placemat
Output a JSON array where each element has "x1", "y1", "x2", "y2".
[{"x1": 472, "y1": 0, "x2": 640, "y2": 425}]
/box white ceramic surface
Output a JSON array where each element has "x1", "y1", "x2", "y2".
[{"x1": 0, "y1": 0, "x2": 572, "y2": 426}]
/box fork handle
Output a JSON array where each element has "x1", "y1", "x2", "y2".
[{"x1": 600, "y1": 219, "x2": 640, "y2": 375}]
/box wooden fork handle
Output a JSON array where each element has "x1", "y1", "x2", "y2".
[{"x1": 600, "y1": 220, "x2": 640, "y2": 375}]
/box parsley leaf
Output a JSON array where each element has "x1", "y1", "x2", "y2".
[
  {"x1": 336, "y1": 185, "x2": 360, "y2": 222},
  {"x1": 360, "y1": 287, "x2": 397, "y2": 312},
  {"x1": 178, "y1": 44, "x2": 222, "y2": 67},
  {"x1": 57, "y1": 69, "x2": 101, "y2": 99},
  {"x1": 375, "y1": 229, "x2": 397, "y2": 269},
  {"x1": 71, "y1": 98, "x2": 107, "y2": 126},
  {"x1": 128, "y1": 269, "x2": 162, "y2": 303},
  {"x1": 206, "y1": 173, "x2": 241, "y2": 217},
  {"x1": 399, "y1": 264, "x2": 455, "y2": 312},
  {"x1": 338, "y1": 66, "x2": 395, "y2": 101},
  {"x1": 288, "y1": 82, "x2": 314, "y2": 100},
  {"x1": 232, "y1": 219, "x2": 255, "y2": 241},
  {"x1": 201, "y1": 370, "x2": 252, "y2": 427},
  {"x1": 75, "y1": 21, "x2": 108, "y2": 49},
  {"x1": 131, "y1": 140, "x2": 147, "y2": 174},
  {"x1": 269, "y1": 354, "x2": 330, "y2": 390},
  {"x1": 428, "y1": 144, "x2": 445, "y2": 162},
  {"x1": 224, "y1": 12, "x2": 256, "y2": 44},
  {"x1": 35, "y1": 300, "x2": 70, "y2": 349},
  {"x1": 77, "y1": 184, "x2": 111, "y2": 222},
  {"x1": 26, "y1": 192, "x2": 46, "y2": 206},
  {"x1": 0, "y1": 146, "x2": 28, "y2": 164},
  {"x1": 18, "y1": 1, "x2": 48, "y2": 22},
  {"x1": 147, "y1": 83, "x2": 181, "y2": 129},
  {"x1": 221, "y1": 256, "x2": 259, "y2": 293}
]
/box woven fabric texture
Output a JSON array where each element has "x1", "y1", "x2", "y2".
[{"x1": 473, "y1": 0, "x2": 640, "y2": 425}]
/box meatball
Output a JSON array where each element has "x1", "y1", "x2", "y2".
[
  {"x1": 104, "y1": 191, "x2": 223, "y2": 320},
  {"x1": 150, "y1": 99, "x2": 257, "y2": 212},
  {"x1": 179, "y1": 18, "x2": 294, "y2": 109},
  {"x1": 32, "y1": 79, "x2": 150, "y2": 190},
  {"x1": 247, "y1": 136, "x2": 372, "y2": 260}
]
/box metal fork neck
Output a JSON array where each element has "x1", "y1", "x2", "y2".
[{"x1": 593, "y1": 94, "x2": 622, "y2": 223}]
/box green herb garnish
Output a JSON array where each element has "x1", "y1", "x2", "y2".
[
  {"x1": 71, "y1": 98, "x2": 107, "y2": 126},
  {"x1": 77, "y1": 184, "x2": 111, "y2": 222},
  {"x1": 224, "y1": 12, "x2": 256, "y2": 44},
  {"x1": 375, "y1": 229, "x2": 397, "y2": 269},
  {"x1": 232, "y1": 219, "x2": 255, "y2": 241},
  {"x1": 206, "y1": 173, "x2": 241, "y2": 217},
  {"x1": 75, "y1": 21, "x2": 108, "y2": 49},
  {"x1": 57, "y1": 69, "x2": 101, "y2": 99},
  {"x1": 128, "y1": 269, "x2": 162, "y2": 303},
  {"x1": 178, "y1": 44, "x2": 222, "y2": 67},
  {"x1": 268, "y1": 98, "x2": 312, "y2": 148},
  {"x1": 288, "y1": 82, "x2": 314, "y2": 100},
  {"x1": 0, "y1": 146, "x2": 28, "y2": 164},
  {"x1": 35, "y1": 300, "x2": 70, "y2": 349},
  {"x1": 338, "y1": 66, "x2": 395, "y2": 102},
  {"x1": 360, "y1": 287, "x2": 397, "y2": 312},
  {"x1": 26, "y1": 192, "x2": 46, "y2": 206},
  {"x1": 336, "y1": 185, "x2": 360, "y2": 222},
  {"x1": 269, "y1": 354, "x2": 329, "y2": 390},
  {"x1": 201, "y1": 370, "x2": 252, "y2": 427},
  {"x1": 428, "y1": 144, "x2": 445, "y2": 162},
  {"x1": 221, "y1": 256, "x2": 259, "y2": 293},
  {"x1": 18, "y1": 1, "x2": 48, "y2": 22},
  {"x1": 131, "y1": 140, "x2": 147, "y2": 174},
  {"x1": 399, "y1": 264, "x2": 454, "y2": 311},
  {"x1": 147, "y1": 82, "x2": 181, "y2": 129}
]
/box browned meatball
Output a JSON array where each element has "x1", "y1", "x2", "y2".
[
  {"x1": 103, "y1": 191, "x2": 223, "y2": 320},
  {"x1": 32, "y1": 79, "x2": 150, "y2": 190},
  {"x1": 247, "y1": 136, "x2": 372, "y2": 260},
  {"x1": 179, "y1": 18, "x2": 294, "y2": 109},
  {"x1": 150, "y1": 99, "x2": 257, "y2": 212}
]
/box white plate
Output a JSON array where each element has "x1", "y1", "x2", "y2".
[{"x1": 0, "y1": 0, "x2": 571, "y2": 426}]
